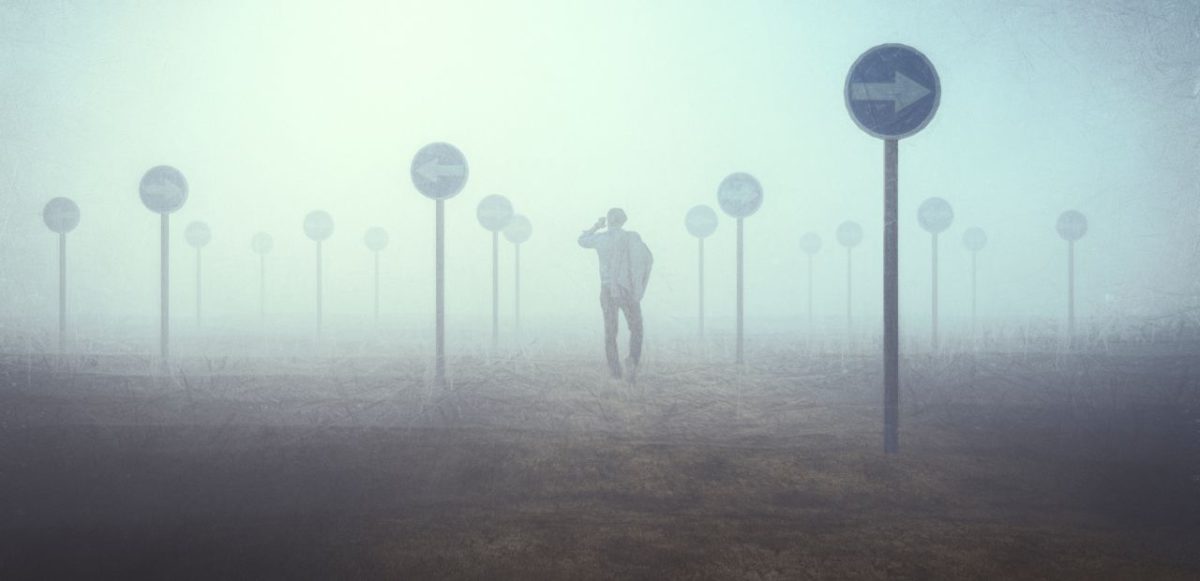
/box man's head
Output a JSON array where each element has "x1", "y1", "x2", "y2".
[{"x1": 607, "y1": 208, "x2": 627, "y2": 229}]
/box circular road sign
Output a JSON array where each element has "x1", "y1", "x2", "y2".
[
  {"x1": 185, "y1": 221, "x2": 212, "y2": 248},
  {"x1": 962, "y1": 227, "x2": 987, "y2": 252},
  {"x1": 837, "y1": 221, "x2": 863, "y2": 248},
  {"x1": 477, "y1": 195, "x2": 514, "y2": 232},
  {"x1": 918, "y1": 197, "x2": 954, "y2": 234},
  {"x1": 364, "y1": 227, "x2": 389, "y2": 252},
  {"x1": 411, "y1": 142, "x2": 469, "y2": 200},
  {"x1": 251, "y1": 232, "x2": 274, "y2": 255},
  {"x1": 845, "y1": 44, "x2": 940, "y2": 140},
  {"x1": 43, "y1": 197, "x2": 80, "y2": 234},
  {"x1": 139, "y1": 165, "x2": 189, "y2": 214},
  {"x1": 1056, "y1": 210, "x2": 1087, "y2": 242},
  {"x1": 685, "y1": 205, "x2": 718, "y2": 238},
  {"x1": 717, "y1": 173, "x2": 763, "y2": 219},
  {"x1": 800, "y1": 232, "x2": 822, "y2": 255},
  {"x1": 304, "y1": 210, "x2": 334, "y2": 242},
  {"x1": 504, "y1": 214, "x2": 532, "y2": 245}
]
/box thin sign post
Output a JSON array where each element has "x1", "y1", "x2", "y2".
[
  {"x1": 845, "y1": 43, "x2": 941, "y2": 454},
  {"x1": 836, "y1": 221, "x2": 863, "y2": 334},
  {"x1": 139, "y1": 165, "x2": 189, "y2": 366},
  {"x1": 411, "y1": 142, "x2": 469, "y2": 386},
  {"x1": 962, "y1": 227, "x2": 987, "y2": 333},
  {"x1": 304, "y1": 211, "x2": 334, "y2": 339},
  {"x1": 685, "y1": 205, "x2": 718, "y2": 338},
  {"x1": 251, "y1": 233, "x2": 273, "y2": 322},
  {"x1": 43, "y1": 197, "x2": 80, "y2": 353},
  {"x1": 504, "y1": 215, "x2": 532, "y2": 336},
  {"x1": 918, "y1": 197, "x2": 954, "y2": 350},
  {"x1": 185, "y1": 222, "x2": 212, "y2": 327},
  {"x1": 364, "y1": 227, "x2": 390, "y2": 324},
  {"x1": 717, "y1": 173, "x2": 764, "y2": 365},
  {"x1": 1056, "y1": 211, "x2": 1087, "y2": 342},
  {"x1": 800, "y1": 232, "x2": 821, "y2": 332},
  {"x1": 477, "y1": 195, "x2": 515, "y2": 349}
]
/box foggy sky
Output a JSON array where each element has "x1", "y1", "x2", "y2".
[{"x1": 1, "y1": 1, "x2": 1196, "y2": 342}]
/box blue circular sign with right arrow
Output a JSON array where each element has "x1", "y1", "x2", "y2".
[{"x1": 845, "y1": 44, "x2": 940, "y2": 140}]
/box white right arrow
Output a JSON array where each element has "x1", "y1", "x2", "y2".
[
  {"x1": 849, "y1": 71, "x2": 932, "y2": 112},
  {"x1": 416, "y1": 159, "x2": 466, "y2": 182}
]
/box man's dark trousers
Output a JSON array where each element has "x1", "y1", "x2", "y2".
[{"x1": 600, "y1": 285, "x2": 643, "y2": 378}]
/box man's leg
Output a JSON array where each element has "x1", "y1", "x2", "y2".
[
  {"x1": 624, "y1": 300, "x2": 644, "y2": 366},
  {"x1": 601, "y1": 287, "x2": 622, "y2": 378}
]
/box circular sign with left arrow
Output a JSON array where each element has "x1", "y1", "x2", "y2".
[
  {"x1": 411, "y1": 142, "x2": 469, "y2": 200},
  {"x1": 845, "y1": 44, "x2": 940, "y2": 140}
]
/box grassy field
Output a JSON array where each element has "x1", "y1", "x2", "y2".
[{"x1": 0, "y1": 343, "x2": 1197, "y2": 579}]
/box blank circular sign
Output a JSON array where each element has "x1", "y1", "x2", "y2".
[
  {"x1": 364, "y1": 227, "x2": 389, "y2": 252},
  {"x1": 139, "y1": 165, "x2": 189, "y2": 214},
  {"x1": 304, "y1": 210, "x2": 334, "y2": 242},
  {"x1": 717, "y1": 173, "x2": 763, "y2": 219},
  {"x1": 800, "y1": 232, "x2": 822, "y2": 255},
  {"x1": 504, "y1": 214, "x2": 532, "y2": 245},
  {"x1": 917, "y1": 197, "x2": 954, "y2": 234},
  {"x1": 1056, "y1": 210, "x2": 1087, "y2": 242},
  {"x1": 962, "y1": 227, "x2": 987, "y2": 252},
  {"x1": 685, "y1": 205, "x2": 718, "y2": 238},
  {"x1": 837, "y1": 221, "x2": 863, "y2": 248},
  {"x1": 43, "y1": 197, "x2": 80, "y2": 234},
  {"x1": 251, "y1": 232, "x2": 274, "y2": 255},
  {"x1": 477, "y1": 195, "x2": 514, "y2": 232},
  {"x1": 185, "y1": 221, "x2": 212, "y2": 248},
  {"x1": 411, "y1": 142, "x2": 469, "y2": 201}
]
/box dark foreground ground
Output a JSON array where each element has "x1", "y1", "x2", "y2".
[{"x1": 0, "y1": 344, "x2": 1197, "y2": 579}]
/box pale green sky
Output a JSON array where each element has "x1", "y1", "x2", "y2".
[{"x1": 0, "y1": 0, "x2": 1195, "y2": 342}]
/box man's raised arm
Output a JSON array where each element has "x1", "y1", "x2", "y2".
[{"x1": 578, "y1": 217, "x2": 606, "y2": 248}]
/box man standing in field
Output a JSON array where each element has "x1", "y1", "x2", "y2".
[{"x1": 578, "y1": 208, "x2": 653, "y2": 382}]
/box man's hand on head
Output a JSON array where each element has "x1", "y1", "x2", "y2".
[{"x1": 592, "y1": 217, "x2": 606, "y2": 232}]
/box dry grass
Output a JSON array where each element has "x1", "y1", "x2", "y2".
[{"x1": 0, "y1": 343, "x2": 1197, "y2": 579}]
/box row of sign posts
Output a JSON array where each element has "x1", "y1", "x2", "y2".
[{"x1": 36, "y1": 44, "x2": 1094, "y2": 455}]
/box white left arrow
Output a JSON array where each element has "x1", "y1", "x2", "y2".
[
  {"x1": 144, "y1": 178, "x2": 183, "y2": 200},
  {"x1": 416, "y1": 159, "x2": 466, "y2": 182},
  {"x1": 849, "y1": 71, "x2": 931, "y2": 112}
]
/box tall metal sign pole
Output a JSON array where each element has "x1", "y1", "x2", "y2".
[
  {"x1": 364, "y1": 227, "x2": 390, "y2": 324},
  {"x1": 836, "y1": 220, "x2": 863, "y2": 335},
  {"x1": 185, "y1": 222, "x2": 212, "y2": 327},
  {"x1": 962, "y1": 227, "x2": 987, "y2": 334},
  {"x1": 845, "y1": 43, "x2": 941, "y2": 454},
  {"x1": 799, "y1": 232, "x2": 822, "y2": 332},
  {"x1": 917, "y1": 197, "x2": 954, "y2": 350},
  {"x1": 304, "y1": 211, "x2": 334, "y2": 339},
  {"x1": 139, "y1": 166, "x2": 189, "y2": 367},
  {"x1": 1056, "y1": 211, "x2": 1087, "y2": 343},
  {"x1": 477, "y1": 195, "x2": 515, "y2": 350},
  {"x1": 717, "y1": 173, "x2": 764, "y2": 365},
  {"x1": 411, "y1": 142, "x2": 469, "y2": 386},
  {"x1": 251, "y1": 233, "x2": 273, "y2": 323},
  {"x1": 685, "y1": 205, "x2": 718, "y2": 338},
  {"x1": 43, "y1": 197, "x2": 80, "y2": 353},
  {"x1": 504, "y1": 215, "x2": 532, "y2": 336}
]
